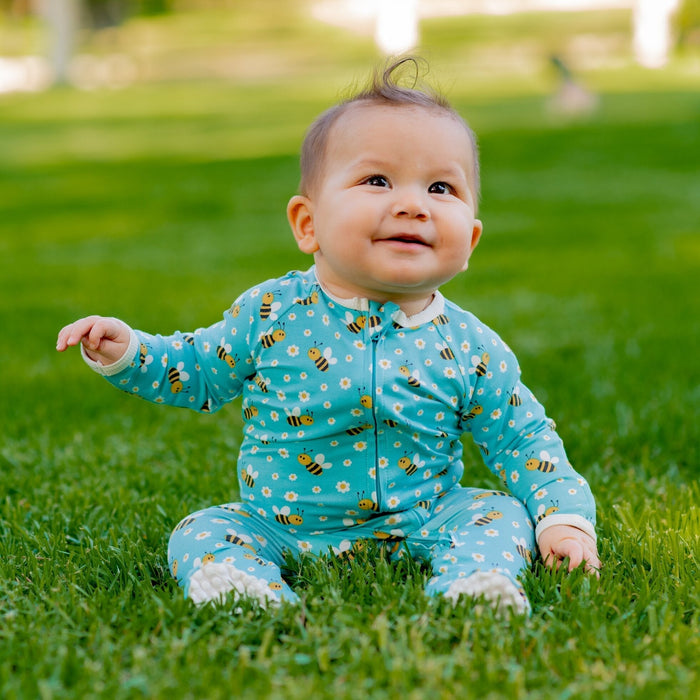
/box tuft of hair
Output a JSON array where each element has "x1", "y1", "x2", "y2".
[{"x1": 298, "y1": 56, "x2": 480, "y2": 205}]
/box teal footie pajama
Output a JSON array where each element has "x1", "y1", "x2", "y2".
[{"x1": 86, "y1": 267, "x2": 596, "y2": 604}]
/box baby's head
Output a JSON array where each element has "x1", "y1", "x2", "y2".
[
  {"x1": 287, "y1": 58, "x2": 483, "y2": 313},
  {"x1": 299, "y1": 58, "x2": 480, "y2": 207}
]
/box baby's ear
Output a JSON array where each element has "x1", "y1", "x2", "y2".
[{"x1": 287, "y1": 196, "x2": 319, "y2": 254}]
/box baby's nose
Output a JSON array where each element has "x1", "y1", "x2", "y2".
[{"x1": 391, "y1": 190, "x2": 430, "y2": 220}]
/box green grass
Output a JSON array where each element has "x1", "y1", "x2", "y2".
[{"x1": 1, "y1": 6, "x2": 700, "y2": 699}]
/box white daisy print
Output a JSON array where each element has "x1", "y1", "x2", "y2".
[
  {"x1": 195, "y1": 531, "x2": 211, "y2": 541},
  {"x1": 340, "y1": 377, "x2": 352, "y2": 389},
  {"x1": 284, "y1": 491, "x2": 298, "y2": 502},
  {"x1": 336, "y1": 481, "x2": 351, "y2": 493},
  {"x1": 534, "y1": 489, "x2": 548, "y2": 500},
  {"x1": 287, "y1": 345, "x2": 300, "y2": 357},
  {"x1": 485, "y1": 529, "x2": 499, "y2": 537},
  {"x1": 472, "y1": 552, "x2": 486, "y2": 563}
]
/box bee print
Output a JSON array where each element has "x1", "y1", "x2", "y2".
[
  {"x1": 399, "y1": 364, "x2": 421, "y2": 388},
  {"x1": 243, "y1": 405, "x2": 259, "y2": 420},
  {"x1": 513, "y1": 536, "x2": 533, "y2": 564},
  {"x1": 308, "y1": 344, "x2": 337, "y2": 372},
  {"x1": 433, "y1": 467, "x2": 449, "y2": 479},
  {"x1": 345, "y1": 423, "x2": 372, "y2": 436},
  {"x1": 435, "y1": 342, "x2": 455, "y2": 360},
  {"x1": 295, "y1": 290, "x2": 319, "y2": 306},
  {"x1": 173, "y1": 516, "x2": 196, "y2": 532},
  {"x1": 383, "y1": 419, "x2": 398, "y2": 428},
  {"x1": 183, "y1": 333, "x2": 195, "y2": 346},
  {"x1": 508, "y1": 387, "x2": 523, "y2": 407},
  {"x1": 244, "y1": 553, "x2": 268, "y2": 567},
  {"x1": 168, "y1": 362, "x2": 189, "y2": 393},
  {"x1": 216, "y1": 338, "x2": 236, "y2": 368},
  {"x1": 285, "y1": 407, "x2": 314, "y2": 427},
  {"x1": 358, "y1": 492, "x2": 379, "y2": 512},
  {"x1": 333, "y1": 539, "x2": 366, "y2": 560},
  {"x1": 472, "y1": 490, "x2": 508, "y2": 500},
  {"x1": 229, "y1": 303, "x2": 241, "y2": 318},
  {"x1": 241, "y1": 465, "x2": 259, "y2": 488},
  {"x1": 432, "y1": 314, "x2": 449, "y2": 325},
  {"x1": 297, "y1": 452, "x2": 332, "y2": 475},
  {"x1": 472, "y1": 510, "x2": 503, "y2": 526},
  {"x1": 260, "y1": 327, "x2": 286, "y2": 348},
  {"x1": 398, "y1": 453, "x2": 424, "y2": 476},
  {"x1": 273, "y1": 505, "x2": 304, "y2": 526},
  {"x1": 525, "y1": 450, "x2": 559, "y2": 473},
  {"x1": 462, "y1": 405, "x2": 483, "y2": 422},
  {"x1": 138, "y1": 343, "x2": 153, "y2": 373},
  {"x1": 359, "y1": 393, "x2": 373, "y2": 409},
  {"x1": 416, "y1": 500, "x2": 432, "y2": 510},
  {"x1": 225, "y1": 529, "x2": 256, "y2": 552},
  {"x1": 200, "y1": 399, "x2": 211, "y2": 413},
  {"x1": 344, "y1": 312, "x2": 367, "y2": 334},
  {"x1": 202, "y1": 553, "x2": 216, "y2": 565},
  {"x1": 259, "y1": 291, "x2": 281, "y2": 321},
  {"x1": 536, "y1": 502, "x2": 560, "y2": 523},
  {"x1": 254, "y1": 374, "x2": 270, "y2": 393},
  {"x1": 367, "y1": 315, "x2": 382, "y2": 329},
  {"x1": 171, "y1": 559, "x2": 178, "y2": 577},
  {"x1": 470, "y1": 351, "x2": 490, "y2": 377}
]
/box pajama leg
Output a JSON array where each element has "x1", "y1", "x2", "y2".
[
  {"x1": 406, "y1": 487, "x2": 535, "y2": 609},
  {"x1": 167, "y1": 503, "x2": 299, "y2": 605}
]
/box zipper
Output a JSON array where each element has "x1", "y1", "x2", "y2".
[{"x1": 369, "y1": 323, "x2": 382, "y2": 510}]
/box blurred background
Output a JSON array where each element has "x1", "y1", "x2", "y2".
[{"x1": 1, "y1": 0, "x2": 698, "y2": 481}]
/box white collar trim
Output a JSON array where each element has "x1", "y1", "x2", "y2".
[{"x1": 311, "y1": 268, "x2": 445, "y2": 328}]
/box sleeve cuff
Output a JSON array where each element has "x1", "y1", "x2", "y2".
[
  {"x1": 81, "y1": 328, "x2": 140, "y2": 377},
  {"x1": 535, "y1": 513, "x2": 597, "y2": 544}
]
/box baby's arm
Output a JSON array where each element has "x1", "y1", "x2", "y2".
[
  {"x1": 538, "y1": 524, "x2": 601, "y2": 575},
  {"x1": 56, "y1": 315, "x2": 132, "y2": 365}
]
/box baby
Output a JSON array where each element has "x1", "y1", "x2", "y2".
[{"x1": 57, "y1": 58, "x2": 600, "y2": 615}]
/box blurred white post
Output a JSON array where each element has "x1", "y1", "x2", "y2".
[
  {"x1": 375, "y1": 0, "x2": 419, "y2": 55},
  {"x1": 633, "y1": 0, "x2": 681, "y2": 68},
  {"x1": 37, "y1": 0, "x2": 80, "y2": 84}
]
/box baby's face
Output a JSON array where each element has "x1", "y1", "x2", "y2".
[{"x1": 292, "y1": 103, "x2": 482, "y2": 311}]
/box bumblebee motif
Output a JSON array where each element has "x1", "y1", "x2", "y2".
[
  {"x1": 513, "y1": 536, "x2": 533, "y2": 564},
  {"x1": 285, "y1": 407, "x2": 314, "y2": 427},
  {"x1": 173, "y1": 516, "x2": 196, "y2": 532},
  {"x1": 472, "y1": 490, "x2": 508, "y2": 500},
  {"x1": 241, "y1": 465, "x2": 259, "y2": 488},
  {"x1": 525, "y1": 450, "x2": 558, "y2": 473},
  {"x1": 508, "y1": 387, "x2": 523, "y2": 407},
  {"x1": 432, "y1": 314, "x2": 449, "y2": 325},
  {"x1": 472, "y1": 510, "x2": 503, "y2": 526},
  {"x1": 398, "y1": 453, "x2": 425, "y2": 476},
  {"x1": 470, "y1": 350, "x2": 490, "y2": 377},
  {"x1": 308, "y1": 344, "x2": 337, "y2": 372},
  {"x1": 138, "y1": 343, "x2": 153, "y2": 373},
  {"x1": 345, "y1": 423, "x2": 372, "y2": 436},
  {"x1": 536, "y1": 503, "x2": 560, "y2": 523},
  {"x1": 200, "y1": 399, "x2": 211, "y2": 413},
  {"x1": 260, "y1": 291, "x2": 281, "y2": 321},
  {"x1": 225, "y1": 529, "x2": 256, "y2": 552},
  {"x1": 462, "y1": 405, "x2": 483, "y2": 422},
  {"x1": 344, "y1": 312, "x2": 367, "y2": 334},
  {"x1": 243, "y1": 405, "x2": 259, "y2": 420},
  {"x1": 297, "y1": 452, "x2": 332, "y2": 475},
  {"x1": 168, "y1": 362, "x2": 189, "y2": 393},
  {"x1": 436, "y1": 342, "x2": 455, "y2": 360},
  {"x1": 216, "y1": 338, "x2": 236, "y2": 368},
  {"x1": 260, "y1": 327, "x2": 286, "y2": 348},
  {"x1": 398, "y1": 364, "x2": 421, "y2": 388},
  {"x1": 295, "y1": 290, "x2": 319, "y2": 306},
  {"x1": 357, "y1": 492, "x2": 379, "y2": 512},
  {"x1": 273, "y1": 505, "x2": 304, "y2": 526},
  {"x1": 254, "y1": 374, "x2": 270, "y2": 393}
]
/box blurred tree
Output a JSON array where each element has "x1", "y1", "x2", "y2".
[{"x1": 676, "y1": 0, "x2": 700, "y2": 47}]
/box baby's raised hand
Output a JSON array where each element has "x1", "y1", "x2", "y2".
[
  {"x1": 538, "y1": 524, "x2": 601, "y2": 576},
  {"x1": 56, "y1": 315, "x2": 131, "y2": 366}
]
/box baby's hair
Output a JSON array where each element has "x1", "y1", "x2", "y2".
[{"x1": 298, "y1": 56, "x2": 480, "y2": 204}]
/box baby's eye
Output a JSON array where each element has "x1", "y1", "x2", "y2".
[
  {"x1": 364, "y1": 175, "x2": 390, "y2": 188},
  {"x1": 428, "y1": 182, "x2": 454, "y2": 195}
]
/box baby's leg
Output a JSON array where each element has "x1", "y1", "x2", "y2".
[
  {"x1": 167, "y1": 503, "x2": 299, "y2": 607},
  {"x1": 410, "y1": 488, "x2": 535, "y2": 614}
]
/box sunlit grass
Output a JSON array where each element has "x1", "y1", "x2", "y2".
[{"x1": 1, "y1": 6, "x2": 699, "y2": 699}]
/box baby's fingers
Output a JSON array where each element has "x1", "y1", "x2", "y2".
[{"x1": 56, "y1": 316, "x2": 103, "y2": 351}]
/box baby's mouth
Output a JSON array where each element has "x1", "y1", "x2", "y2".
[{"x1": 381, "y1": 234, "x2": 431, "y2": 247}]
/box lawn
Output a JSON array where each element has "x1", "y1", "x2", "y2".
[{"x1": 1, "y1": 5, "x2": 699, "y2": 699}]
